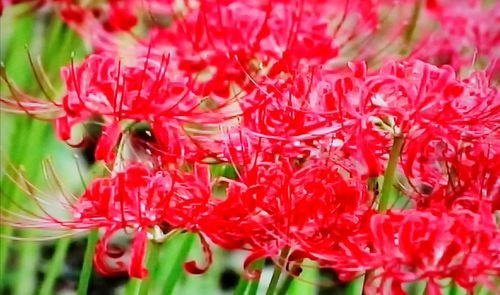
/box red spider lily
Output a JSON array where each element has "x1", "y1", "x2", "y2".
[
  {"x1": 86, "y1": 163, "x2": 213, "y2": 277},
  {"x1": 58, "y1": 0, "x2": 176, "y2": 32},
  {"x1": 361, "y1": 205, "x2": 500, "y2": 294},
  {"x1": 238, "y1": 71, "x2": 342, "y2": 158},
  {"x1": 2, "y1": 1, "x2": 499, "y2": 290},
  {"x1": 202, "y1": 153, "x2": 373, "y2": 278},
  {"x1": 143, "y1": 0, "x2": 338, "y2": 98},
  {"x1": 310, "y1": 59, "x2": 499, "y2": 176},
  {"x1": 1, "y1": 53, "x2": 222, "y2": 163},
  {"x1": 228, "y1": 58, "x2": 499, "y2": 178},
  {"x1": 2, "y1": 162, "x2": 215, "y2": 278},
  {"x1": 354, "y1": 60, "x2": 498, "y2": 138},
  {"x1": 411, "y1": 1, "x2": 500, "y2": 70},
  {"x1": 402, "y1": 136, "x2": 500, "y2": 212},
  {"x1": 1, "y1": 1, "x2": 140, "y2": 45},
  {"x1": 38, "y1": 0, "x2": 177, "y2": 52}
]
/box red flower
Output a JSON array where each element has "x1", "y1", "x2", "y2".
[
  {"x1": 402, "y1": 136, "x2": 500, "y2": 212},
  {"x1": 411, "y1": 1, "x2": 499, "y2": 70},
  {"x1": 363, "y1": 205, "x2": 500, "y2": 294},
  {"x1": 238, "y1": 72, "x2": 342, "y2": 158},
  {"x1": 1, "y1": 53, "x2": 223, "y2": 163},
  {"x1": 143, "y1": 0, "x2": 338, "y2": 98},
  {"x1": 203, "y1": 154, "x2": 373, "y2": 277},
  {"x1": 2, "y1": 162, "x2": 215, "y2": 278}
]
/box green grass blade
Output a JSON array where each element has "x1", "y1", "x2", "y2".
[
  {"x1": 77, "y1": 229, "x2": 99, "y2": 295},
  {"x1": 138, "y1": 241, "x2": 160, "y2": 295},
  {"x1": 160, "y1": 233, "x2": 195, "y2": 295},
  {"x1": 39, "y1": 237, "x2": 71, "y2": 295}
]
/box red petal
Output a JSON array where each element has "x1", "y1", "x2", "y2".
[
  {"x1": 95, "y1": 121, "x2": 121, "y2": 162},
  {"x1": 128, "y1": 229, "x2": 148, "y2": 278},
  {"x1": 183, "y1": 234, "x2": 213, "y2": 275}
]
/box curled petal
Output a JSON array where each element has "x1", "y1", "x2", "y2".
[
  {"x1": 242, "y1": 249, "x2": 269, "y2": 280},
  {"x1": 183, "y1": 234, "x2": 212, "y2": 275},
  {"x1": 93, "y1": 227, "x2": 127, "y2": 276},
  {"x1": 285, "y1": 249, "x2": 306, "y2": 276}
]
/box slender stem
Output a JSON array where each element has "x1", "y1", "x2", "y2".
[
  {"x1": 234, "y1": 256, "x2": 269, "y2": 295},
  {"x1": 276, "y1": 275, "x2": 294, "y2": 295},
  {"x1": 138, "y1": 241, "x2": 160, "y2": 295},
  {"x1": 77, "y1": 229, "x2": 99, "y2": 295},
  {"x1": 162, "y1": 234, "x2": 195, "y2": 295},
  {"x1": 233, "y1": 276, "x2": 249, "y2": 295},
  {"x1": 266, "y1": 265, "x2": 283, "y2": 295},
  {"x1": 345, "y1": 274, "x2": 365, "y2": 295},
  {"x1": 13, "y1": 240, "x2": 40, "y2": 295},
  {"x1": 378, "y1": 136, "x2": 404, "y2": 212},
  {"x1": 401, "y1": 0, "x2": 422, "y2": 53},
  {"x1": 276, "y1": 260, "x2": 302, "y2": 295},
  {"x1": 266, "y1": 248, "x2": 290, "y2": 295},
  {"x1": 125, "y1": 279, "x2": 140, "y2": 295},
  {"x1": 39, "y1": 237, "x2": 71, "y2": 295},
  {"x1": 247, "y1": 259, "x2": 265, "y2": 295}
]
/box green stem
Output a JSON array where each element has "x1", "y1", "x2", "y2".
[
  {"x1": 77, "y1": 229, "x2": 99, "y2": 295},
  {"x1": 378, "y1": 136, "x2": 404, "y2": 212},
  {"x1": 266, "y1": 248, "x2": 290, "y2": 295},
  {"x1": 125, "y1": 279, "x2": 140, "y2": 295},
  {"x1": 0, "y1": 119, "x2": 26, "y2": 293},
  {"x1": 247, "y1": 259, "x2": 265, "y2": 295},
  {"x1": 13, "y1": 240, "x2": 40, "y2": 295},
  {"x1": 345, "y1": 274, "x2": 365, "y2": 295},
  {"x1": 234, "y1": 257, "x2": 269, "y2": 295},
  {"x1": 39, "y1": 237, "x2": 71, "y2": 295},
  {"x1": 138, "y1": 241, "x2": 160, "y2": 295},
  {"x1": 162, "y1": 234, "x2": 195, "y2": 295},
  {"x1": 266, "y1": 266, "x2": 283, "y2": 295},
  {"x1": 286, "y1": 261, "x2": 318, "y2": 295},
  {"x1": 401, "y1": 0, "x2": 422, "y2": 54},
  {"x1": 233, "y1": 276, "x2": 249, "y2": 295},
  {"x1": 276, "y1": 275, "x2": 294, "y2": 295},
  {"x1": 276, "y1": 260, "x2": 302, "y2": 295}
]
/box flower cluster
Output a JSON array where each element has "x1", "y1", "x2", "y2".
[{"x1": 1, "y1": 0, "x2": 499, "y2": 294}]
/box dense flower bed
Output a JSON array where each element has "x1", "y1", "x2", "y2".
[{"x1": 1, "y1": 1, "x2": 499, "y2": 294}]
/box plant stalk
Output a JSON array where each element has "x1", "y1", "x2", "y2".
[
  {"x1": 39, "y1": 237, "x2": 71, "y2": 295},
  {"x1": 77, "y1": 229, "x2": 99, "y2": 295},
  {"x1": 247, "y1": 259, "x2": 265, "y2": 295},
  {"x1": 266, "y1": 248, "x2": 290, "y2": 295},
  {"x1": 378, "y1": 136, "x2": 404, "y2": 212}
]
